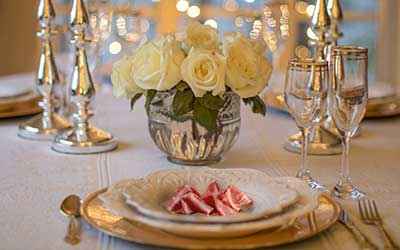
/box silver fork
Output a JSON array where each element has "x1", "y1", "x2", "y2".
[
  {"x1": 358, "y1": 198, "x2": 399, "y2": 250},
  {"x1": 338, "y1": 208, "x2": 377, "y2": 250}
]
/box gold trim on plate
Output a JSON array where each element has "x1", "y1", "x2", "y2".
[
  {"x1": 0, "y1": 92, "x2": 41, "y2": 118},
  {"x1": 81, "y1": 189, "x2": 340, "y2": 250},
  {"x1": 365, "y1": 95, "x2": 400, "y2": 118}
]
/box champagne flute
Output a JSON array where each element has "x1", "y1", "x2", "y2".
[
  {"x1": 284, "y1": 58, "x2": 328, "y2": 191},
  {"x1": 331, "y1": 46, "x2": 368, "y2": 200}
]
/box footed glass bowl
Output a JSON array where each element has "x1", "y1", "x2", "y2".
[{"x1": 147, "y1": 90, "x2": 241, "y2": 166}]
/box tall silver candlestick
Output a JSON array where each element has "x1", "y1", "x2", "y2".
[
  {"x1": 284, "y1": 0, "x2": 342, "y2": 155},
  {"x1": 327, "y1": 0, "x2": 343, "y2": 46},
  {"x1": 52, "y1": 0, "x2": 117, "y2": 154},
  {"x1": 18, "y1": 0, "x2": 71, "y2": 140}
]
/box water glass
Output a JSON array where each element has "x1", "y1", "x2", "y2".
[
  {"x1": 284, "y1": 58, "x2": 329, "y2": 191},
  {"x1": 330, "y1": 46, "x2": 368, "y2": 200}
]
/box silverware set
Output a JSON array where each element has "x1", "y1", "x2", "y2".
[
  {"x1": 338, "y1": 207, "x2": 377, "y2": 250},
  {"x1": 333, "y1": 198, "x2": 399, "y2": 250},
  {"x1": 358, "y1": 199, "x2": 399, "y2": 250}
]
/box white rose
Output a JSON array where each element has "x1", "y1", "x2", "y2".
[
  {"x1": 132, "y1": 35, "x2": 185, "y2": 91},
  {"x1": 223, "y1": 33, "x2": 272, "y2": 98},
  {"x1": 111, "y1": 55, "x2": 143, "y2": 99},
  {"x1": 185, "y1": 22, "x2": 219, "y2": 51},
  {"x1": 181, "y1": 48, "x2": 226, "y2": 97}
]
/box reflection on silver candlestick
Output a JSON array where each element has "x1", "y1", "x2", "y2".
[
  {"x1": 52, "y1": 0, "x2": 117, "y2": 154},
  {"x1": 284, "y1": 0, "x2": 342, "y2": 155},
  {"x1": 18, "y1": 0, "x2": 71, "y2": 141},
  {"x1": 327, "y1": 0, "x2": 343, "y2": 46}
]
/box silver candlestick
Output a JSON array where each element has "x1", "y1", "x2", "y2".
[
  {"x1": 52, "y1": 0, "x2": 117, "y2": 154},
  {"x1": 284, "y1": 0, "x2": 342, "y2": 155},
  {"x1": 18, "y1": 0, "x2": 71, "y2": 141},
  {"x1": 327, "y1": 0, "x2": 343, "y2": 46}
]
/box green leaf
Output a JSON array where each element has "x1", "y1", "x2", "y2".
[
  {"x1": 243, "y1": 96, "x2": 267, "y2": 116},
  {"x1": 242, "y1": 98, "x2": 251, "y2": 105},
  {"x1": 145, "y1": 90, "x2": 157, "y2": 111},
  {"x1": 173, "y1": 89, "x2": 195, "y2": 116},
  {"x1": 193, "y1": 100, "x2": 218, "y2": 132},
  {"x1": 176, "y1": 81, "x2": 189, "y2": 92},
  {"x1": 252, "y1": 96, "x2": 267, "y2": 116},
  {"x1": 160, "y1": 111, "x2": 191, "y2": 123},
  {"x1": 130, "y1": 93, "x2": 143, "y2": 111},
  {"x1": 198, "y1": 92, "x2": 225, "y2": 111}
]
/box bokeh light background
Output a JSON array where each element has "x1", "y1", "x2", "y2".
[{"x1": 53, "y1": 0, "x2": 399, "y2": 99}]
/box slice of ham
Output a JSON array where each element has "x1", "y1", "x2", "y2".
[
  {"x1": 219, "y1": 185, "x2": 253, "y2": 212},
  {"x1": 202, "y1": 181, "x2": 221, "y2": 207},
  {"x1": 165, "y1": 196, "x2": 182, "y2": 212},
  {"x1": 204, "y1": 181, "x2": 221, "y2": 197},
  {"x1": 165, "y1": 185, "x2": 201, "y2": 211},
  {"x1": 214, "y1": 197, "x2": 237, "y2": 216},
  {"x1": 182, "y1": 192, "x2": 214, "y2": 215},
  {"x1": 164, "y1": 182, "x2": 252, "y2": 216},
  {"x1": 176, "y1": 185, "x2": 201, "y2": 197},
  {"x1": 175, "y1": 199, "x2": 194, "y2": 214}
]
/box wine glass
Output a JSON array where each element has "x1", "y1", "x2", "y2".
[
  {"x1": 284, "y1": 58, "x2": 329, "y2": 191},
  {"x1": 330, "y1": 46, "x2": 368, "y2": 200}
]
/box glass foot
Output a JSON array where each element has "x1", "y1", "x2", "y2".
[
  {"x1": 296, "y1": 171, "x2": 327, "y2": 192},
  {"x1": 332, "y1": 182, "x2": 366, "y2": 200},
  {"x1": 167, "y1": 156, "x2": 221, "y2": 166}
]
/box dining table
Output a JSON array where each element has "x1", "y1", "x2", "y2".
[{"x1": 0, "y1": 73, "x2": 399, "y2": 250}]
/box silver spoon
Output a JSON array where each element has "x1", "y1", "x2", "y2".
[{"x1": 60, "y1": 194, "x2": 81, "y2": 245}]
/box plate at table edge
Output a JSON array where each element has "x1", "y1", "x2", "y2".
[
  {"x1": 0, "y1": 92, "x2": 41, "y2": 118},
  {"x1": 81, "y1": 189, "x2": 339, "y2": 249}
]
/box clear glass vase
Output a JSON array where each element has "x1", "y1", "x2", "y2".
[{"x1": 147, "y1": 90, "x2": 241, "y2": 166}]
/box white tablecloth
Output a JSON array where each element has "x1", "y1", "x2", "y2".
[{"x1": 1, "y1": 81, "x2": 399, "y2": 250}]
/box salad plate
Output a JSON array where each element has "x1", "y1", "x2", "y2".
[{"x1": 120, "y1": 168, "x2": 299, "y2": 224}]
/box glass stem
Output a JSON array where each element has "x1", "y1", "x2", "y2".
[
  {"x1": 340, "y1": 134, "x2": 351, "y2": 185},
  {"x1": 298, "y1": 127, "x2": 310, "y2": 179}
]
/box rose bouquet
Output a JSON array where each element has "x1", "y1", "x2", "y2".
[
  {"x1": 111, "y1": 22, "x2": 272, "y2": 165},
  {"x1": 111, "y1": 22, "x2": 272, "y2": 132}
]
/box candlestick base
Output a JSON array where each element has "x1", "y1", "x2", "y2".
[
  {"x1": 323, "y1": 117, "x2": 362, "y2": 138},
  {"x1": 51, "y1": 126, "x2": 118, "y2": 154},
  {"x1": 18, "y1": 113, "x2": 71, "y2": 141},
  {"x1": 284, "y1": 126, "x2": 342, "y2": 155}
]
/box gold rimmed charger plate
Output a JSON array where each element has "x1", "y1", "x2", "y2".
[
  {"x1": 365, "y1": 95, "x2": 400, "y2": 118},
  {"x1": 0, "y1": 92, "x2": 41, "y2": 118},
  {"x1": 81, "y1": 189, "x2": 340, "y2": 249}
]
